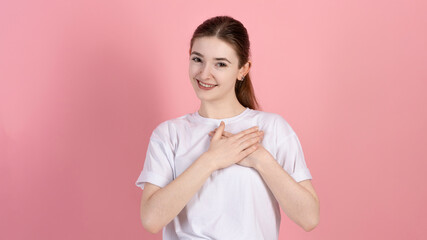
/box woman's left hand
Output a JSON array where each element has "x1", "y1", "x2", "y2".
[{"x1": 208, "y1": 128, "x2": 273, "y2": 169}]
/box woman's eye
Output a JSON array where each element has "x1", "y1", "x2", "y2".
[
  {"x1": 192, "y1": 57, "x2": 202, "y2": 63},
  {"x1": 216, "y1": 62, "x2": 227, "y2": 67}
]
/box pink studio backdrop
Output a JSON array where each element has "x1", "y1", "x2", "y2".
[{"x1": 1, "y1": 0, "x2": 426, "y2": 239}]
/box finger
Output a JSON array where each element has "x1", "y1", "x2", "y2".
[
  {"x1": 238, "y1": 131, "x2": 262, "y2": 145},
  {"x1": 239, "y1": 135, "x2": 262, "y2": 151},
  {"x1": 232, "y1": 126, "x2": 259, "y2": 140},
  {"x1": 212, "y1": 121, "x2": 225, "y2": 141},
  {"x1": 210, "y1": 130, "x2": 233, "y2": 138},
  {"x1": 239, "y1": 143, "x2": 259, "y2": 159},
  {"x1": 222, "y1": 131, "x2": 233, "y2": 137},
  {"x1": 208, "y1": 132, "x2": 226, "y2": 140}
]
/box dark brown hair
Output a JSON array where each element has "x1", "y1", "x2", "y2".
[{"x1": 189, "y1": 16, "x2": 260, "y2": 110}]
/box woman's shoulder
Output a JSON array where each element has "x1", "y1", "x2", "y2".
[
  {"x1": 250, "y1": 109, "x2": 295, "y2": 135},
  {"x1": 150, "y1": 113, "x2": 191, "y2": 138},
  {"x1": 250, "y1": 109, "x2": 289, "y2": 124}
]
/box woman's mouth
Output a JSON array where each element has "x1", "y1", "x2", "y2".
[{"x1": 197, "y1": 80, "x2": 217, "y2": 90}]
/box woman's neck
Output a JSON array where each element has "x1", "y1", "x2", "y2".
[{"x1": 198, "y1": 102, "x2": 247, "y2": 119}]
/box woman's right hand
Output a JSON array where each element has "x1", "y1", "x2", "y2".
[{"x1": 203, "y1": 121, "x2": 262, "y2": 170}]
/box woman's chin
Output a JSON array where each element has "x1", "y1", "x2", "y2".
[{"x1": 194, "y1": 93, "x2": 219, "y2": 102}]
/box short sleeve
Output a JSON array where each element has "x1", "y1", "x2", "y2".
[
  {"x1": 275, "y1": 116, "x2": 312, "y2": 182},
  {"x1": 135, "y1": 122, "x2": 175, "y2": 190}
]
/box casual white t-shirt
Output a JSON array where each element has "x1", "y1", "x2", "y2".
[{"x1": 135, "y1": 107, "x2": 312, "y2": 240}]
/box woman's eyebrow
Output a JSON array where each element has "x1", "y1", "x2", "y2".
[
  {"x1": 215, "y1": 57, "x2": 231, "y2": 64},
  {"x1": 191, "y1": 51, "x2": 232, "y2": 64}
]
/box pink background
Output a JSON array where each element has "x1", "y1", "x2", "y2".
[{"x1": 1, "y1": 0, "x2": 426, "y2": 239}]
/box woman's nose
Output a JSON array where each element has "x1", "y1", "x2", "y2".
[{"x1": 199, "y1": 63, "x2": 212, "y2": 80}]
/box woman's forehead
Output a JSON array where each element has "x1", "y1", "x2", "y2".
[{"x1": 191, "y1": 37, "x2": 238, "y2": 60}]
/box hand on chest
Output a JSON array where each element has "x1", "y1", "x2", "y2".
[{"x1": 173, "y1": 122, "x2": 275, "y2": 177}]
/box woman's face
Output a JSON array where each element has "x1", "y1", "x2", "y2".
[{"x1": 189, "y1": 36, "x2": 245, "y2": 103}]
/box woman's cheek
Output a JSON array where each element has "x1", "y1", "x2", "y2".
[{"x1": 189, "y1": 65, "x2": 200, "y2": 77}]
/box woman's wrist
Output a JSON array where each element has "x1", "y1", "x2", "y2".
[{"x1": 198, "y1": 152, "x2": 218, "y2": 172}]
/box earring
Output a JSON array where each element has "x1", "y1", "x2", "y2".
[{"x1": 241, "y1": 76, "x2": 245, "y2": 81}]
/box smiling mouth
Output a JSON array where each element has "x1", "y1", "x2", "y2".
[{"x1": 197, "y1": 79, "x2": 218, "y2": 87}]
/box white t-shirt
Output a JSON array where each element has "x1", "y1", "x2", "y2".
[{"x1": 135, "y1": 107, "x2": 312, "y2": 240}]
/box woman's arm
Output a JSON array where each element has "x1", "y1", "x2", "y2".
[
  {"x1": 254, "y1": 157, "x2": 320, "y2": 231},
  {"x1": 208, "y1": 128, "x2": 320, "y2": 231},
  {"x1": 140, "y1": 123, "x2": 261, "y2": 234},
  {"x1": 140, "y1": 153, "x2": 216, "y2": 234}
]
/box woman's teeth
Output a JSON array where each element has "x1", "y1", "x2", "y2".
[{"x1": 198, "y1": 81, "x2": 216, "y2": 87}]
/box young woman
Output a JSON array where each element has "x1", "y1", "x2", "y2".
[{"x1": 136, "y1": 16, "x2": 319, "y2": 239}]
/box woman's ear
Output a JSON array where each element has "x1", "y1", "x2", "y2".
[
  {"x1": 239, "y1": 61, "x2": 251, "y2": 78},
  {"x1": 245, "y1": 61, "x2": 252, "y2": 74}
]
